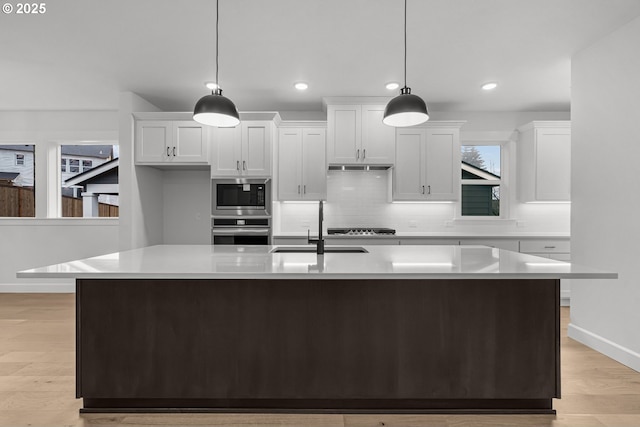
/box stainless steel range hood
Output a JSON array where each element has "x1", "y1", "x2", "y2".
[{"x1": 328, "y1": 165, "x2": 392, "y2": 171}]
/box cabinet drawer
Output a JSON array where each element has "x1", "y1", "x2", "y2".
[
  {"x1": 460, "y1": 239, "x2": 519, "y2": 251},
  {"x1": 519, "y1": 240, "x2": 570, "y2": 253}
]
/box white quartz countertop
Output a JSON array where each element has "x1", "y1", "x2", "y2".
[
  {"x1": 275, "y1": 232, "x2": 571, "y2": 238},
  {"x1": 17, "y1": 244, "x2": 615, "y2": 280}
]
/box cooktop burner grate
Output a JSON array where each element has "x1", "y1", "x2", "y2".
[{"x1": 327, "y1": 228, "x2": 396, "y2": 236}]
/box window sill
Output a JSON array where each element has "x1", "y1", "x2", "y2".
[{"x1": 0, "y1": 218, "x2": 119, "y2": 226}]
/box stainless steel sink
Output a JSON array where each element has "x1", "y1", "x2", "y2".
[{"x1": 270, "y1": 246, "x2": 368, "y2": 253}]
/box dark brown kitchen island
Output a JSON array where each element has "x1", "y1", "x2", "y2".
[{"x1": 18, "y1": 245, "x2": 617, "y2": 414}]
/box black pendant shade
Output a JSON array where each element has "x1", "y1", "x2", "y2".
[
  {"x1": 193, "y1": 0, "x2": 240, "y2": 128},
  {"x1": 383, "y1": 0, "x2": 429, "y2": 127},
  {"x1": 382, "y1": 86, "x2": 429, "y2": 127},
  {"x1": 193, "y1": 89, "x2": 240, "y2": 127}
]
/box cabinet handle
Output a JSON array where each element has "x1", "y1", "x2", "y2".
[
  {"x1": 303, "y1": 185, "x2": 306, "y2": 194},
  {"x1": 544, "y1": 246, "x2": 556, "y2": 249},
  {"x1": 356, "y1": 149, "x2": 360, "y2": 160},
  {"x1": 363, "y1": 149, "x2": 366, "y2": 159},
  {"x1": 167, "y1": 147, "x2": 171, "y2": 157},
  {"x1": 298, "y1": 185, "x2": 301, "y2": 194},
  {"x1": 236, "y1": 160, "x2": 240, "y2": 171},
  {"x1": 173, "y1": 147, "x2": 176, "y2": 157},
  {"x1": 427, "y1": 185, "x2": 431, "y2": 195},
  {"x1": 422, "y1": 185, "x2": 425, "y2": 194},
  {"x1": 243, "y1": 160, "x2": 246, "y2": 170}
]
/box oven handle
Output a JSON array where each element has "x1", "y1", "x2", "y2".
[{"x1": 211, "y1": 228, "x2": 271, "y2": 236}]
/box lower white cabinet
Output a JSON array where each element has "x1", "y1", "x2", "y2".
[
  {"x1": 399, "y1": 238, "x2": 460, "y2": 245},
  {"x1": 459, "y1": 239, "x2": 519, "y2": 251}
]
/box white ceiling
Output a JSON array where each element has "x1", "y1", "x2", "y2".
[{"x1": 2, "y1": 0, "x2": 640, "y2": 113}]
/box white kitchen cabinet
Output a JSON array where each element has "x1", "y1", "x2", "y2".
[
  {"x1": 399, "y1": 238, "x2": 460, "y2": 245},
  {"x1": 517, "y1": 121, "x2": 571, "y2": 202},
  {"x1": 459, "y1": 238, "x2": 519, "y2": 251},
  {"x1": 394, "y1": 123, "x2": 462, "y2": 201},
  {"x1": 211, "y1": 121, "x2": 272, "y2": 177},
  {"x1": 278, "y1": 127, "x2": 326, "y2": 201},
  {"x1": 327, "y1": 104, "x2": 395, "y2": 164},
  {"x1": 135, "y1": 120, "x2": 209, "y2": 165},
  {"x1": 325, "y1": 237, "x2": 400, "y2": 246},
  {"x1": 519, "y1": 237, "x2": 571, "y2": 305}
]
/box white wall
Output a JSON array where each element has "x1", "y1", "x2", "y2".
[
  {"x1": 117, "y1": 92, "x2": 163, "y2": 251},
  {"x1": 0, "y1": 110, "x2": 120, "y2": 291},
  {"x1": 162, "y1": 170, "x2": 211, "y2": 244},
  {"x1": 569, "y1": 15, "x2": 640, "y2": 372}
]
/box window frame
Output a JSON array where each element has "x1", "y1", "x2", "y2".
[
  {"x1": 57, "y1": 142, "x2": 119, "y2": 218},
  {"x1": 457, "y1": 139, "x2": 510, "y2": 220},
  {"x1": 15, "y1": 153, "x2": 25, "y2": 166}
]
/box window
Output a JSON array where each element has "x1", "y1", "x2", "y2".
[
  {"x1": 461, "y1": 145, "x2": 502, "y2": 217},
  {"x1": 60, "y1": 144, "x2": 119, "y2": 218},
  {"x1": 0, "y1": 145, "x2": 35, "y2": 217}
]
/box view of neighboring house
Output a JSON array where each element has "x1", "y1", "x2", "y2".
[
  {"x1": 0, "y1": 144, "x2": 119, "y2": 217},
  {"x1": 0, "y1": 145, "x2": 35, "y2": 187},
  {"x1": 461, "y1": 160, "x2": 501, "y2": 216}
]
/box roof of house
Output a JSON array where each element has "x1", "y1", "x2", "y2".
[
  {"x1": 0, "y1": 172, "x2": 20, "y2": 181},
  {"x1": 0, "y1": 145, "x2": 113, "y2": 158},
  {"x1": 461, "y1": 161, "x2": 501, "y2": 180},
  {"x1": 64, "y1": 158, "x2": 119, "y2": 187}
]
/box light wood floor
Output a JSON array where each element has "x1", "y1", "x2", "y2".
[{"x1": 1, "y1": 294, "x2": 639, "y2": 427}]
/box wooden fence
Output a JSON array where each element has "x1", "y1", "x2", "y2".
[
  {"x1": 0, "y1": 184, "x2": 118, "y2": 217},
  {"x1": 0, "y1": 184, "x2": 35, "y2": 217}
]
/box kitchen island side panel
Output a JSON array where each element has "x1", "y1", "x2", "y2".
[{"x1": 77, "y1": 278, "x2": 559, "y2": 410}]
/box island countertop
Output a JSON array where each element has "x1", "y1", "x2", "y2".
[{"x1": 17, "y1": 244, "x2": 616, "y2": 280}]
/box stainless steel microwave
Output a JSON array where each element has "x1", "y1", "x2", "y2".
[{"x1": 211, "y1": 178, "x2": 271, "y2": 216}]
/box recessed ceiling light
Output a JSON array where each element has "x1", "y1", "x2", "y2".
[
  {"x1": 294, "y1": 82, "x2": 309, "y2": 91},
  {"x1": 481, "y1": 82, "x2": 498, "y2": 91},
  {"x1": 204, "y1": 82, "x2": 219, "y2": 90},
  {"x1": 385, "y1": 82, "x2": 400, "y2": 90}
]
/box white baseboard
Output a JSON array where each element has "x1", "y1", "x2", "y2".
[
  {"x1": 568, "y1": 323, "x2": 640, "y2": 373},
  {"x1": 0, "y1": 282, "x2": 75, "y2": 293}
]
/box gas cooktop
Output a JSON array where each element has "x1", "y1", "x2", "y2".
[{"x1": 327, "y1": 228, "x2": 396, "y2": 236}]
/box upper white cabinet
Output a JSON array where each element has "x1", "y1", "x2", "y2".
[
  {"x1": 393, "y1": 123, "x2": 463, "y2": 201},
  {"x1": 517, "y1": 121, "x2": 571, "y2": 202},
  {"x1": 135, "y1": 120, "x2": 209, "y2": 165},
  {"x1": 326, "y1": 104, "x2": 395, "y2": 165},
  {"x1": 278, "y1": 126, "x2": 327, "y2": 201},
  {"x1": 210, "y1": 121, "x2": 272, "y2": 177}
]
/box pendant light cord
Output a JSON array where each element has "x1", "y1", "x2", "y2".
[
  {"x1": 403, "y1": 0, "x2": 407, "y2": 88},
  {"x1": 215, "y1": 0, "x2": 219, "y2": 92}
]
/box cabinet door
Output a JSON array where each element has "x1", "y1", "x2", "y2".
[
  {"x1": 211, "y1": 126, "x2": 242, "y2": 176},
  {"x1": 361, "y1": 105, "x2": 395, "y2": 164},
  {"x1": 278, "y1": 128, "x2": 303, "y2": 200},
  {"x1": 135, "y1": 120, "x2": 171, "y2": 163},
  {"x1": 425, "y1": 128, "x2": 460, "y2": 201},
  {"x1": 327, "y1": 105, "x2": 361, "y2": 163},
  {"x1": 242, "y1": 122, "x2": 271, "y2": 176},
  {"x1": 302, "y1": 128, "x2": 327, "y2": 200},
  {"x1": 535, "y1": 128, "x2": 570, "y2": 201},
  {"x1": 394, "y1": 129, "x2": 424, "y2": 200},
  {"x1": 173, "y1": 121, "x2": 208, "y2": 163}
]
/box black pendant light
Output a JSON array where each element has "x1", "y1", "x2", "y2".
[
  {"x1": 193, "y1": 0, "x2": 240, "y2": 127},
  {"x1": 383, "y1": 0, "x2": 429, "y2": 127}
]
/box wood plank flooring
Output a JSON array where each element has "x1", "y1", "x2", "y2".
[{"x1": 1, "y1": 293, "x2": 639, "y2": 427}]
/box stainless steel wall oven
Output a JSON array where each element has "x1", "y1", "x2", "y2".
[{"x1": 211, "y1": 178, "x2": 272, "y2": 245}]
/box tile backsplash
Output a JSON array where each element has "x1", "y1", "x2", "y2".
[{"x1": 274, "y1": 170, "x2": 570, "y2": 234}]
